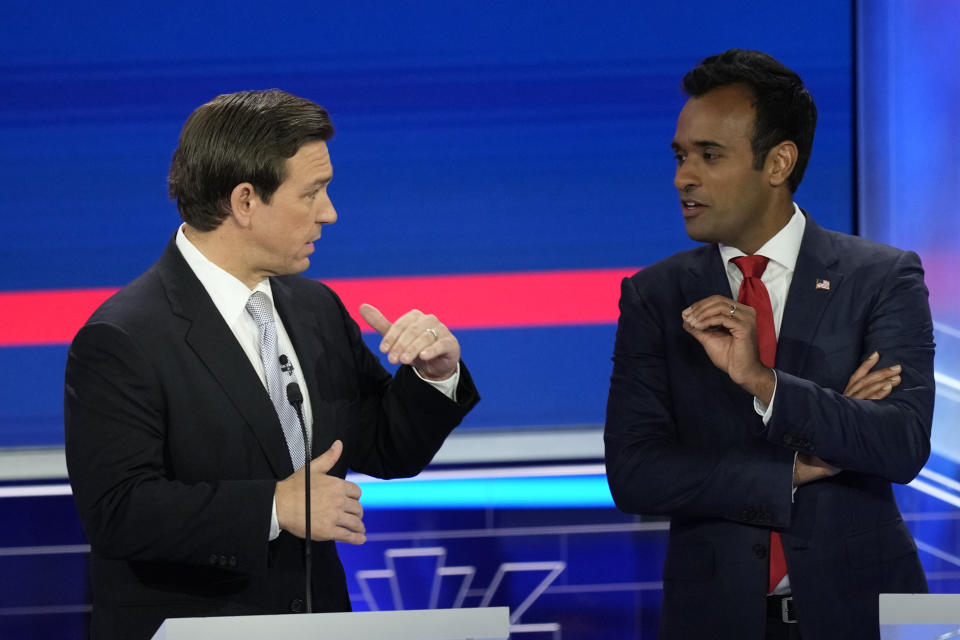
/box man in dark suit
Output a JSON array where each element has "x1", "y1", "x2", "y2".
[
  {"x1": 65, "y1": 89, "x2": 479, "y2": 640},
  {"x1": 604, "y1": 50, "x2": 934, "y2": 639}
]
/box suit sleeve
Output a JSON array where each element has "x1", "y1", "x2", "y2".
[
  {"x1": 767, "y1": 250, "x2": 934, "y2": 483},
  {"x1": 64, "y1": 322, "x2": 276, "y2": 575},
  {"x1": 323, "y1": 288, "x2": 480, "y2": 479},
  {"x1": 605, "y1": 276, "x2": 795, "y2": 527}
]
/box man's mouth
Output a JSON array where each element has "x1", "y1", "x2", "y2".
[{"x1": 681, "y1": 199, "x2": 707, "y2": 217}]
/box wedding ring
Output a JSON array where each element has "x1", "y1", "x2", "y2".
[
  {"x1": 729, "y1": 305, "x2": 736, "y2": 316},
  {"x1": 425, "y1": 327, "x2": 440, "y2": 341}
]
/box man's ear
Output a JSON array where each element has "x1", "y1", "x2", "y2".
[
  {"x1": 767, "y1": 141, "x2": 798, "y2": 188},
  {"x1": 228, "y1": 183, "x2": 258, "y2": 227}
]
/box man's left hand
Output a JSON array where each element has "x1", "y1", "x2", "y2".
[
  {"x1": 359, "y1": 304, "x2": 460, "y2": 381},
  {"x1": 682, "y1": 295, "x2": 773, "y2": 401}
]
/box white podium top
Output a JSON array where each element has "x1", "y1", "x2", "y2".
[
  {"x1": 880, "y1": 594, "x2": 960, "y2": 624},
  {"x1": 151, "y1": 607, "x2": 510, "y2": 640}
]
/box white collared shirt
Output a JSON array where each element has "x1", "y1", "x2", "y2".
[
  {"x1": 176, "y1": 227, "x2": 317, "y2": 540},
  {"x1": 717, "y1": 203, "x2": 805, "y2": 594},
  {"x1": 175, "y1": 225, "x2": 314, "y2": 431},
  {"x1": 718, "y1": 203, "x2": 806, "y2": 421},
  {"x1": 719, "y1": 203, "x2": 805, "y2": 339},
  {"x1": 174, "y1": 224, "x2": 459, "y2": 540}
]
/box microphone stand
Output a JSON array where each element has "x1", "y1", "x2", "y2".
[{"x1": 286, "y1": 382, "x2": 311, "y2": 614}]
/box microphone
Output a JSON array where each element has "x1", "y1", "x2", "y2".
[{"x1": 285, "y1": 381, "x2": 312, "y2": 614}]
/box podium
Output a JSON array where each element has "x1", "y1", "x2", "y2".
[
  {"x1": 880, "y1": 594, "x2": 960, "y2": 639},
  {"x1": 150, "y1": 607, "x2": 510, "y2": 640}
]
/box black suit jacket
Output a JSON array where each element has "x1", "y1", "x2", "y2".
[
  {"x1": 605, "y1": 215, "x2": 934, "y2": 639},
  {"x1": 65, "y1": 237, "x2": 479, "y2": 640}
]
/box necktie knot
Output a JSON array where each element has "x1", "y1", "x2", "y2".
[
  {"x1": 245, "y1": 291, "x2": 273, "y2": 328},
  {"x1": 731, "y1": 254, "x2": 770, "y2": 280}
]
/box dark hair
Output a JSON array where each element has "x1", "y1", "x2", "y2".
[
  {"x1": 682, "y1": 49, "x2": 817, "y2": 193},
  {"x1": 168, "y1": 89, "x2": 335, "y2": 231}
]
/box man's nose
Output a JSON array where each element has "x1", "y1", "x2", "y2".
[
  {"x1": 317, "y1": 197, "x2": 337, "y2": 224},
  {"x1": 674, "y1": 162, "x2": 699, "y2": 192}
]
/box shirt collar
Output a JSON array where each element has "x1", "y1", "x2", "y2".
[
  {"x1": 718, "y1": 202, "x2": 806, "y2": 273},
  {"x1": 175, "y1": 224, "x2": 273, "y2": 322}
]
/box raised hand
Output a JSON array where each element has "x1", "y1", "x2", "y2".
[
  {"x1": 359, "y1": 303, "x2": 460, "y2": 381},
  {"x1": 681, "y1": 295, "x2": 774, "y2": 402}
]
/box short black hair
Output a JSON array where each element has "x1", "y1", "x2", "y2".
[
  {"x1": 682, "y1": 49, "x2": 817, "y2": 193},
  {"x1": 168, "y1": 89, "x2": 335, "y2": 231}
]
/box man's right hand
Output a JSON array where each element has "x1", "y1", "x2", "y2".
[
  {"x1": 793, "y1": 352, "x2": 902, "y2": 487},
  {"x1": 275, "y1": 440, "x2": 366, "y2": 545}
]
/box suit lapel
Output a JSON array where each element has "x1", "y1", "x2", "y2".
[
  {"x1": 681, "y1": 244, "x2": 732, "y2": 304},
  {"x1": 156, "y1": 238, "x2": 294, "y2": 477},
  {"x1": 777, "y1": 216, "x2": 843, "y2": 375}
]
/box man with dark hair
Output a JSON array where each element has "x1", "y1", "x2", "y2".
[
  {"x1": 167, "y1": 90, "x2": 337, "y2": 231},
  {"x1": 605, "y1": 49, "x2": 933, "y2": 638},
  {"x1": 65, "y1": 89, "x2": 479, "y2": 640},
  {"x1": 680, "y1": 49, "x2": 817, "y2": 194}
]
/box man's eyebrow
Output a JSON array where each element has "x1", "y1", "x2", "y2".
[
  {"x1": 692, "y1": 139, "x2": 726, "y2": 149},
  {"x1": 303, "y1": 176, "x2": 332, "y2": 190},
  {"x1": 671, "y1": 140, "x2": 726, "y2": 152}
]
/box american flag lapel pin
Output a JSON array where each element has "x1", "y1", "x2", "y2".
[{"x1": 815, "y1": 278, "x2": 830, "y2": 291}]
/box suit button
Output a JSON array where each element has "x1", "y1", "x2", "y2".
[
  {"x1": 218, "y1": 555, "x2": 228, "y2": 567},
  {"x1": 229, "y1": 556, "x2": 238, "y2": 568},
  {"x1": 753, "y1": 544, "x2": 768, "y2": 559},
  {"x1": 290, "y1": 598, "x2": 305, "y2": 613},
  {"x1": 209, "y1": 553, "x2": 218, "y2": 565},
  {"x1": 782, "y1": 435, "x2": 794, "y2": 445}
]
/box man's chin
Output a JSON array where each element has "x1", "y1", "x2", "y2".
[
  {"x1": 277, "y1": 258, "x2": 311, "y2": 276},
  {"x1": 683, "y1": 219, "x2": 717, "y2": 244}
]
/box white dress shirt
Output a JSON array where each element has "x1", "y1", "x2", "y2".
[
  {"x1": 174, "y1": 224, "x2": 459, "y2": 539},
  {"x1": 176, "y1": 227, "x2": 315, "y2": 428},
  {"x1": 718, "y1": 203, "x2": 806, "y2": 420},
  {"x1": 717, "y1": 203, "x2": 805, "y2": 594}
]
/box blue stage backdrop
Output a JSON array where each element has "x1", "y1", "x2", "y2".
[
  {"x1": 0, "y1": 1, "x2": 852, "y2": 448},
  {"x1": 857, "y1": 0, "x2": 960, "y2": 463},
  {"x1": 16, "y1": 4, "x2": 960, "y2": 640}
]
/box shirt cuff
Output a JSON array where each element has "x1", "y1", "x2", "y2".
[
  {"x1": 413, "y1": 362, "x2": 460, "y2": 401},
  {"x1": 791, "y1": 451, "x2": 798, "y2": 501},
  {"x1": 754, "y1": 369, "x2": 778, "y2": 424},
  {"x1": 269, "y1": 495, "x2": 280, "y2": 541}
]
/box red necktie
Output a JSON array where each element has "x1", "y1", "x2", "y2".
[{"x1": 731, "y1": 255, "x2": 787, "y2": 593}]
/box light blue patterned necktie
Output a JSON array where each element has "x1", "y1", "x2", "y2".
[{"x1": 245, "y1": 291, "x2": 307, "y2": 470}]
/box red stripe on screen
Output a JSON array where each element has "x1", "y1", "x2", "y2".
[{"x1": 0, "y1": 268, "x2": 638, "y2": 347}]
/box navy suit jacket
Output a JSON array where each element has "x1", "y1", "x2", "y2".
[
  {"x1": 65, "y1": 237, "x2": 479, "y2": 640},
  {"x1": 605, "y1": 215, "x2": 934, "y2": 639}
]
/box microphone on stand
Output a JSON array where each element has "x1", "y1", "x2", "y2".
[{"x1": 285, "y1": 379, "x2": 312, "y2": 614}]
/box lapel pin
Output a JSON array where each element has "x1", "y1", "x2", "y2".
[{"x1": 815, "y1": 278, "x2": 830, "y2": 291}]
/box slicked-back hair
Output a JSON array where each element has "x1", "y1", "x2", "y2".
[
  {"x1": 682, "y1": 49, "x2": 817, "y2": 193},
  {"x1": 168, "y1": 89, "x2": 335, "y2": 231}
]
